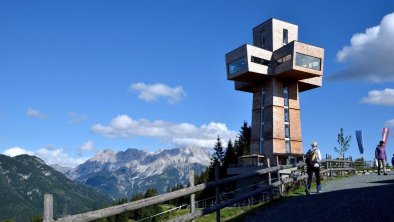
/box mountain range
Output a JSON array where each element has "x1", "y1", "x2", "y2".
[
  {"x1": 0, "y1": 154, "x2": 110, "y2": 222},
  {"x1": 65, "y1": 146, "x2": 211, "y2": 200},
  {"x1": 0, "y1": 146, "x2": 211, "y2": 221}
]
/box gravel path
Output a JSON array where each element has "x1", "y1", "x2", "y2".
[{"x1": 242, "y1": 173, "x2": 394, "y2": 222}]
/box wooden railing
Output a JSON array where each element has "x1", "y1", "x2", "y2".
[{"x1": 43, "y1": 159, "x2": 356, "y2": 222}]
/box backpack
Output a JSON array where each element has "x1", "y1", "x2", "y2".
[{"x1": 305, "y1": 149, "x2": 317, "y2": 167}]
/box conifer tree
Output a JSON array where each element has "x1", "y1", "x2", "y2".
[
  {"x1": 211, "y1": 136, "x2": 225, "y2": 166},
  {"x1": 198, "y1": 122, "x2": 251, "y2": 200},
  {"x1": 235, "y1": 121, "x2": 251, "y2": 157},
  {"x1": 130, "y1": 192, "x2": 144, "y2": 220},
  {"x1": 144, "y1": 188, "x2": 158, "y2": 198},
  {"x1": 223, "y1": 140, "x2": 237, "y2": 172},
  {"x1": 143, "y1": 188, "x2": 160, "y2": 221}
]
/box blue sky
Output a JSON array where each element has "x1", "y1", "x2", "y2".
[{"x1": 1, "y1": 0, "x2": 394, "y2": 167}]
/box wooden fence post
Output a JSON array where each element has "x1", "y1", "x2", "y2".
[
  {"x1": 276, "y1": 156, "x2": 282, "y2": 196},
  {"x1": 326, "y1": 160, "x2": 329, "y2": 178},
  {"x1": 341, "y1": 161, "x2": 344, "y2": 176},
  {"x1": 215, "y1": 165, "x2": 220, "y2": 222},
  {"x1": 189, "y1": 170, "x2": 195, "y2": 222},
  {"x1": 267, "y1": 158, "x2": 271, "y2": 185},
  {"x1": 43, "y1": 194, "x2": 53, "y2": 222},
  {"x1": 267, "y1": 158, "x2": 272, "y2": 201}
]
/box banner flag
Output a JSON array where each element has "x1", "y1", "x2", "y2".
[
  {"x1": 356, "y1": 130, "x2": 364, "y2": 154},
  {"x1": 382, "y1": 128, "x2": 390, "y2": 144}
]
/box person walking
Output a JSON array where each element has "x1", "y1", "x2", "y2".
[
  {"x1": 305, "y1": 141, "x2": 322, "y2": 195},
  {"x1": 375, "y1": 140, "x2": 387, "y2": 175},
  {"x1": 391, "y1": 154, "x2": 394, "y2": 169}
]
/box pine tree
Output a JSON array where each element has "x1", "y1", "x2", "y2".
[
  {"x1": 143, "y1": 188, "x2": 160, "y2": 221},
  {"x1": 211, "y1": 136, "x2": 225, "y2": 167},
  {"x1": 198, "y1": 122, "x2": 251, "y2": 201},
  {"x1": 144, "y1": 188, "x2": 158, "y2": 198},
  {"x1": 235, "y1": 121, "x2": 251, "y2": 157},
  {"x1": 223, "y1": 140, "x2": 237, "y2": 168},
  {"x1": 221, "y1": 139, "x2": 238, "y2": 195},
  {"x1": 130, "y1": 192, "x2": 144, "y2": 220}
]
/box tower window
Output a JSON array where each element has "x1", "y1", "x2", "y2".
[
  {"x1": 285, "y1": 124, "x2": 290, "y2": 138},
  {"x1": 251, "y1": 56, "x2": 270, "y2": 67},
  {"x1": 261, "y1": 31, "x2": 266, "y2": 49},
  {"x1": 228, "y1": 56, "x2": 247, "y2": 75},
  {"x1": 295, "y1": 53, "x2": 321, "y2": 71},
  {"x1": 285, "y1": 140, "x2": 291, "y2": 153},
  {"x1": 283, "y1": 86, "x2": 289, "y2": 107},
  {"x1": 283, "y1": 29, "x2": 288, "y2": 44},
  {"x1": 284, "y1": 108, "x2": 289, "y2": 122},
  {"x1": 260, "y1": 82, "x2": 265, "y2": 155},
  {"x1": 275, "y1": 54, "x2": 292, "y2": 66},
  {"x1": 284, "y1": 86, "x2": 291, "y2": 153}
]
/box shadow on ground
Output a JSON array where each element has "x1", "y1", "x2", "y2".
[
  {"x1": 370, "y1": 179, "x2": 394, "y2": 184},
  {"x1": 230, "y1": 182, "x2": 394, "y2": 222}
]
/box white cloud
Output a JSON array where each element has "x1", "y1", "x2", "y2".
[
  {"x1": 361, "y1": 88, "x2": 394, "y2": 106},
  {"x1": 3, "y1": 147, "x2": 34, "y2": 157},
  {"x1": 384, "y1": 119, "x2": 394, "y2": 127},
  {"x1": 80, "y1": 141, "x2": 94, "y2": 152},
  {"x1": 3, "y1": 145, "x2": 88, "y2": 167},
  {"x1": 26, "y1": 108, "x2": 48, "y2": 119},
  {"x1": 68, "y1": 111, "x2": 87, "y2": 124},
  {"x1": 35, "y1": 146, "x2": 88, "y2": 167},
  {"x1": 91, "y1": 115, "x2": 237, "y2": 147},
  {"x1": 332, "y1": 12, "x2": 394, "y2": 82},
  {"x1": 129, "y1": 83, "x2": 186, "y2": 104}
]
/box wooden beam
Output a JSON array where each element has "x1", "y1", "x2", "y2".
[
  {"x1": 189, "y1": 170, "x2": 195, "y2": 222},
  {"x1": 43, "y1": 194, "x2": 53, "y2": 222}
]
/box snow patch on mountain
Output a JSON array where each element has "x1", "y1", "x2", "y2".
[{"x1": 19, "y1": 173, "x2": 31, "y2": 180}]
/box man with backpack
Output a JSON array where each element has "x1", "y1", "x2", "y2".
[{"x1": 305, "y1": 141, "x2": 322, "y2": 195}]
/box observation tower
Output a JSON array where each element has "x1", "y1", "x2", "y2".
[{"x1": 225, "y1": 18, "x2": 324, "y2": 169}]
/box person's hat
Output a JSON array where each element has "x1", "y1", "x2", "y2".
[{"x1": 311, "y1": 141, "x2": 318, "y2": 148}]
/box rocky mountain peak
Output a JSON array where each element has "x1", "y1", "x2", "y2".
[
  {"x1": 66, "y1": 146, "x2": 211, "y2": 199},
  {"x1": 90, "y1": 149, "x2": 117, "y2": 163}
]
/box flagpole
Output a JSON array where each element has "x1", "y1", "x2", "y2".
[{"x1": 356, "y1": 130, "x2": 365, "y2": 174}]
